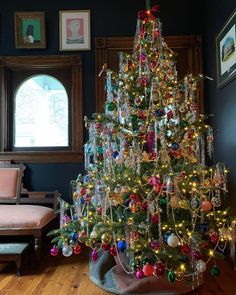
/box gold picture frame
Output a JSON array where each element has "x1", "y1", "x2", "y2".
[
  {"x1": 59, "y1": 10, "x2": 91, "y2": 51},
  {"x1": 14, "y1": 11, "x2": 46, "y2": 49}
]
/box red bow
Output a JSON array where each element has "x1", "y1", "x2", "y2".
[{"x1": 138, "y1": 5, "x2": 160, "y2": 20}]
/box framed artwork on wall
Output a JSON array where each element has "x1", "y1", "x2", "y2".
[
  {"x1": 216, "y1": 9, "x2": 236, "y2": 88},
  {"x1": 14, "y1": 12, "x2": 46, "y2": 49},
  {"x1": 59, "y1": 10, "x2": 91, "y2": 51}
]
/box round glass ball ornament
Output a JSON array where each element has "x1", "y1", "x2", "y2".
[
  {"x1": 50, "y1": 246, "x2": 59, "y2": 256},
  {"x1": 62, "y1": 244, "x2": 73, "y2": 257},
  {"x1": 142, "y1": 264, "x2": 154, "y2": 276},
  {"x1": 196, "y1": 259, "x2": 207, "y2": 273},
  {"x1": 167, "y1": 233, "x2": 179, "y2": 247},
  {"x1": 201, "y1": 200, "x2": 213, "y2": 212}
]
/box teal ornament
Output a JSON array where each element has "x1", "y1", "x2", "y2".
[
  {"x1": 211, "y1": 265, "x2": 221, "y2": 277},
  {"x1": 159, "y1": 197, "x2": 167, "y2": 206},
  {"x1": 191, "y1": 197, "x2": 201, "y2": 209},
  {"x1": 167, "y1": 270, "x2": 175, "y2": 283},
  {"x1": 106, "y1": 102, "x2": 116, "y2": 111},
  {"x1": 97, "y1": 146, "x2": 103, "y2": 154},
  {"x1": 180, "y1": 120, "x2": 189, "y2": 128}
]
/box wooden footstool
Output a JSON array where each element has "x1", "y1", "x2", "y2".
[{"x1": 0, "y1": 243, "x2": 30, "y2": 276}]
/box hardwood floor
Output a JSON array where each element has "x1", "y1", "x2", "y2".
[{"x1": 0, "y1": 242, "x2": 235, "y2": 295}]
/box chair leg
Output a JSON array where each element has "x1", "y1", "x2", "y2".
[{"x1": 34, "y1": 237, "x2": 41, "y2": 262}]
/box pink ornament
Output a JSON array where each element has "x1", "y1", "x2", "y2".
[
  {"x1": 201, "y1": 200, "x2": 212, "y2": 212},
  {"x1": 135, "y1": 269, "x2": 145, "y2": 279},
  {"x1": 192, "y1": 250, "x2": 203, "y2": 260},
  {"x1": 148, "y1": 176, "x2": 161, "y2": 186},
  {"x1": 142, "y1": 264, "x2": 154, "y2": 276},
  {"x1": 50, "y1": 246, "x2": 59, "y2": 256},
  {"x1": 150, "y1": 240, "x2": 160, "y2": 250},
  {"x1": 91, "y1": 249, "x2": 98, "y2": 262}
]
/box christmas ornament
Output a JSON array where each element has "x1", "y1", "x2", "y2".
[
  {"x1": 91, "y1": 249, "x2": 99, "y2": 262},
  {"x1": 142, "y1": 264, "x2": 154, "y2": 276},
  {"x1": 101, "y1": 233, "x2": 112, "y2": 244},
  {"x1": 50, "y1": 246, "x2": 59, "y2": 256},
  {"x1": 196, "y1": 260, "x2": 207, "y2": 273},
  {"x1": 62, "y1": 244, "x2": 73, "y2": 257},
  {"x1": 153, "y1": 262, "x2": 165, "y2": 276},
  {"x1": 201, "y1": 200, "x2": 212, "y2": 212},
  {"x1": 167, "y1": 233, "x2": 179, "y2": 247},
  {"x1": 181, "y1": 244, "x2": 191, "y2": 255},
  {"x1": 109, "y1": 246, "x2": 117, "y2": 256},
  {"x1": 167, "y1": 270, "x2": 176, "y2": 283},
  {"x1": 135, "y1": 269, "x2": 145, "y2": 279},
  {"x1": 73, "y1": 244, "x2": 82, "y2": 254},
  {"x1": 211, "y1": 265, "x2": 221, "y2": 276},
  {"x1": 117, "y1": 240, "x2": 126, "y2": 252},
  {"x1": 192, "y1": 250, "x2": 203, "y2": 260}
]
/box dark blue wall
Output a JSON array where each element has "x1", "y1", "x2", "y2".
[
  {"x1": 1, "y1": 0, "x2": 203, "y2": 201},
  {"x1": 203, "y1": 1, "x2": 236, "y2": 212}
]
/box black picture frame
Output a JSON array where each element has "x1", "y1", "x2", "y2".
[{"x1": 216, "y1": 9, "x2": 236, "y2": 88}]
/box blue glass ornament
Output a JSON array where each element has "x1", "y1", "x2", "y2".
[
  {"x1": 171, "y1": 142, "x2": 179, "y2": 150},
  {"x1": 112, "y1": 151, "x2": 119, "y2": 159},
  {"x1": 83, "y1": 175, "x2": 90, "y2": 182},
  {"x1": 156, "y1": 109, "x2": 165, "y2": 117},
  {"x1": 71, "y1": 232, "x2": 78, "y2": 241},
  {"x1": 117, "y1": 240, "x2": 126, "y2": 252},
  {"x1": 199, "y1": 223, "x2": 208, "y2": 232},
  {"x1": 72, "y1": 215, "x2": 79, "y2": 221},
  {"x1": 163, "y1": 232, "x2": 171, "y2": 243}
]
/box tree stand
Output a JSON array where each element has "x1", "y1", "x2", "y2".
[{"x1": 89, "y1": 251, "x2": 204, "y2": 295}]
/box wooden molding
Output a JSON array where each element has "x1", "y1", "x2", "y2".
[{"x1": 95, "y1": 35, "x2": 203, "y2": 114}]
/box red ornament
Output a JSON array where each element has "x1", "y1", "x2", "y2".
[
  {"x1": 97, "y1": 206, "x2": 102, "y2": 215},
  {"x1": 102, "y1": 243, "x2": 111, "y2": 250},
  {"x1": 192, "y1": 250, "x2": 203, "y2": 260},
  {"x1": 73, "y1": 244, "x2": 82, "y2": 254},
  {"x1": 210, "y1": 234, "x2": 219, "y2": 245},
  {"x1": 142, "y1": 264, "x2": 154, "y2": 276},
  {"x1": 151, "y1": 214, "x2": 159, "y2": 224},
  {"x1": 181, "y1": 244, "x2": 191, "y2": 255},
  {"x1": 153, "y1": 262, "x2": 165, "y2": 276},
  {"x1": 201, "y1": 200, "x2": 212, "y2": 212},
  {"x1": 109, "y1": 246, "x2": 117, "y2": 256},
  {"x1": 80, "y1": 187, "x2": 87, "y2": 196}
]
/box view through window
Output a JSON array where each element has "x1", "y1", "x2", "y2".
[{"x1": 14, "y1": 74, "x2": 68, "y2": 148}]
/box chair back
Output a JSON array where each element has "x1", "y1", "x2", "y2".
[{"x1": 0, "y1": 163, "x2": 25, "y2": 204}]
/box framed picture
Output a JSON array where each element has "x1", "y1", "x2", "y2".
[
  {"x1": 14, "y1": 12, "x2": 46, "y2": 49},
  {"x1": 216, "y1": 9, "x2": 236, "y2": 88},
  {"x1": 59, "y1": 10, "x2": 91, "y2": 51}
]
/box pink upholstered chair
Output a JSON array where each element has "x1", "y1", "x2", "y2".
[{"x1": 0, "y1": 163, "x2": 59, "y2": 261}]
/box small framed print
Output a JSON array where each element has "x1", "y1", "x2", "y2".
[
  {"x1": 216, "y1": 9, "x2": 236, "y2": 88},
  {"x1": 59, "y1": 10, "x2": 91, "y2": 51},
  {"x1": 14, "y1": 11, "x2": 46, "y2": 49}
]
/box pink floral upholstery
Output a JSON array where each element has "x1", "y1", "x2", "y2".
[
  {"x1": 0, "y1": 168, "x2": 20, "y2": 199},
  {"x1": 0, "y1": 205, "x2": 56, "y2": 229}
]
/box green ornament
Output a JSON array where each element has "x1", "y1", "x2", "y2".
[
  {"x1": 211, "y1": 266, "x2": 221, "y2": 277},
  {"x1": 131, "y1": 115, "x2": 138, "y2": 124},
  {"x1": 180, "y1": 120, "x2": 189, "y2": 128},
  {"x1": 97, "y1": 146, "x2": 103, "y2": 154},
  {"x1": 106, "y1": 102, "x2": 116, "y2": 111},
  {"x1": 159, "y1": 197, "x2": 167, "y2": 206},
  {"x1": 168, "y1": 270, "x2": 176, "y2": 283}
]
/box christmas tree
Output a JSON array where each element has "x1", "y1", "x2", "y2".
[{"x1": 49, "y1": 2, "x2": 233, "y2": 291}]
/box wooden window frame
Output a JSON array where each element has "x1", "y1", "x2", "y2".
[
  {"x1": 0, "y1": 55, "x2": 83, "y2": 163},
  {"x1": 95, "y1": 35, "x2": 203, "y2": 114}
]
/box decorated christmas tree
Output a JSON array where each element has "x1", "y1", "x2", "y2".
[{"x1": 49, "y1": 2, "x2": 234, "y2": 293}]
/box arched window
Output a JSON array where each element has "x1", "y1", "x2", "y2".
[
  {"x1": 0, "y1": 55, "x2": 83, "y2": 162},
  {"x1": 14, "y1": 75, "x2": 68, "y2": 148}
]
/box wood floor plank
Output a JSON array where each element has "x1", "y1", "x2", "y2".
[{"x1": 0, "y1": 244, "x2": 235, "y2": 295}]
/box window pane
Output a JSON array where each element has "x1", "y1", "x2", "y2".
[{"x1": 14, "y1": 75, "x2": 68, "y2": 147}]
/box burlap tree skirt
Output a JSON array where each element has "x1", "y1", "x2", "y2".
[{"x1": 89, "y1": 251, "x2": 204, "y2": 295}]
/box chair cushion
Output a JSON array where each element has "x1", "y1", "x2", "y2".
[
  {"x1": 0, "y1": 205, "x2": 56, "y2": 229},
  {"x1": 0, "y1": 168, "x2": 20, "y2": 199}
]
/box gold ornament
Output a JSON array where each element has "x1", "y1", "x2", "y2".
[{"x1": 101, "y1": 232, "x2": 112, "y2": 244}]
